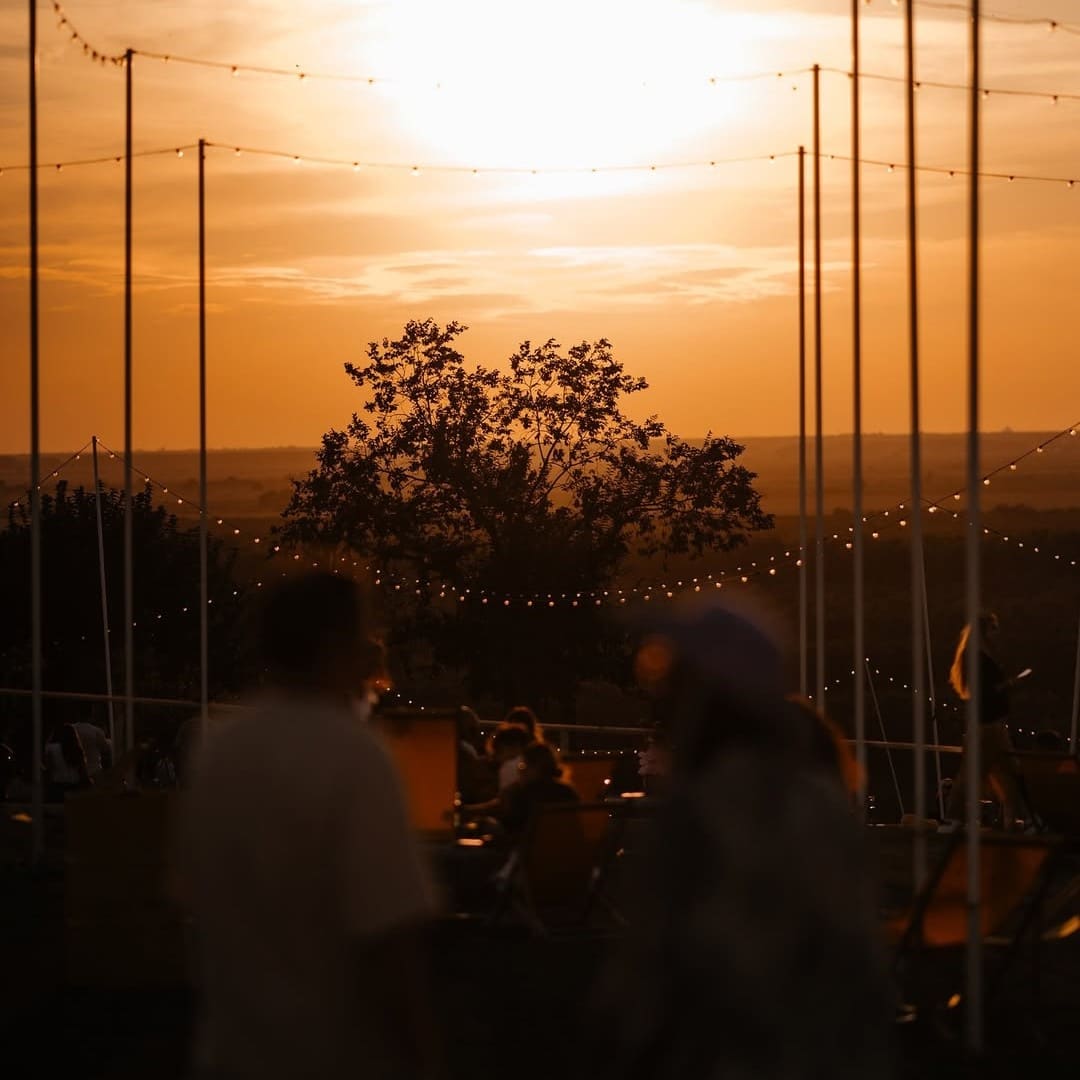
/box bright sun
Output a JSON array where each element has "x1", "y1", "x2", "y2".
[{"x1": 363, "y1": 0, "x2": 763, "y2": 170}]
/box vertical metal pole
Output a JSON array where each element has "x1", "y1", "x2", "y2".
[
  {"x1": 812, "y1": 64, "x2": 826, "y2": 710},
  {"x1": 965, "y1": 0, "x2": 984, "y2": 1054},
  {"x1": 198, "y1": 140, "x2": 209, "y2": 726},
  {"x1": 798, "y1": 146, "x2": 808, "y2": 700},
  {"x1": 123, "y1": 48, "x2": 135, "y2": 755},
  {"x1": 1069, "y1": 608, "x2": 1080, "y2": 751},
  {"x1": 922, "y1": 563, "x2": 945, "y2": 817},
  {"x1": 91, "y1": 437, "x2": 116, "y2": 748},
  {"x1": 28, "y1": 0, "x2": 43, "y2": 866},
  {"x1": 851, "y1": 4, "x2": 867, "y2": 818},
  {"x1": 905, "y1": 0, "x2": 928, "y2": 888}
]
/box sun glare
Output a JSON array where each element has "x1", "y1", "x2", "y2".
[{"x1": 361, "y1": 0, "x2": 763, "y2": 171}]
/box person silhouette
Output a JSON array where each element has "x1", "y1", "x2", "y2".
[
  {"x1": 944, "y1": 612, "x2": 1028, "y2": 829},
  {"x1": 172, "y1": 573, "x2": 441, "y2": 1080}
]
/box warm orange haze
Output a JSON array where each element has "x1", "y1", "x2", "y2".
[{"x1": 2, "y1": 0, "x2": 1080, "y2": 453}]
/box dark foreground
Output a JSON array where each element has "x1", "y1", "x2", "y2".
[{"x1": 2, "y1": 865, "x2": 1079, "y2": 1080}]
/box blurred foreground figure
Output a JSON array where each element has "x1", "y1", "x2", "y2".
[
  {"x1": 601, "y1": 599, "x2": 892, "y2": 1080},
  {"x1": 175, "y1": 573, "x2": 439, "y2": 1080}
]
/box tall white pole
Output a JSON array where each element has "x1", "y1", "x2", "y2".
[
  {"x1": 91, "y1": 437, "x2": 116, "y2": 748},
  {"x1": 905, "y1": 0, "x2": 928, "y2": 888},
  {"x1": 965, "y1": 0, "x2": 984, "y2": 1054},
  {"x1": 798, "y1": 146, "x2": 808, "y2": 700},
  {"x1": 198, "y1": 139, "x2": 209, "y2": 727},
  {"x1": 123, "y1": 48, "x2": 135, "y2": 754},
  {"x1": 812, "y1": 64, "x2": 826, "y2": 711},
  {"x1": 28, "y1": 0, "x2": 43, "y2": 866},
  {"x1": 851, "y1": 1, "x2": 867, "y2": 817}
]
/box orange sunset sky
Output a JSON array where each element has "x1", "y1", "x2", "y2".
[{"x1": 1, "y1": 0, "x2": 1079, "y2": 454}]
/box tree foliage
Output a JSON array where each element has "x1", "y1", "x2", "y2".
[
  {"x1": 285, "y1": 319, "x2": 770, "y2": 588},
  {"x1": 282, "y1": 320, "x2": 771, "y2": 704},
  {"x1": 0, "y1": 482, "x2": 244, "y2": 706}
]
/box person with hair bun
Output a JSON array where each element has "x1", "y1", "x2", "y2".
[{"x1": 495, "y1": 741, "x2": 579, "y2": 840}]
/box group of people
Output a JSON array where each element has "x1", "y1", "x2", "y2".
[
  {"x1": 456, "y1": 706, "x2": 579, "y2": 840},
  {"x1": 170, "y1": 574, "x2": 896, "y2": 1079}
]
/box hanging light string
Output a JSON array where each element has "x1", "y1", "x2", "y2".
[
  {"x1": 861, "y1": 419, "x2": 1080, "y2": 527},
  {"x1": 88, "y1": 437, "x2": 804, "y2": 603},
  {"x1": 50, "y1": 3, "x2": 810, "y2": 88},
  {"x1": 899, "y1": 0, "x2": 1080, "y2": 38},
  {"x1": 830, "y1": 659, "x2": 1069, "y2": 745},
  {"x1": 832, "y1": 420, "x2": 1080, "y2": 569},
  {"x1": 7, "y1": 141, "x2": 1080, "y2": 187},
  {"x1": 824, "y1": 153, "x2": 1080, "y2": 187},
  {"x1": 840, "y1": 505, "x2": 1080, "y2": 571},
  {"x1": 206, "y1": 142, "x2": 799, "y2": 175},
  {"x1": 7, "y1": 441, "x2": 93, "y2": 511},
  {"x1": 14, "y1": 419, "x2": 1079, "y2": 612},
  {"x1": 821, "y1": 65, "x2": 1080, "y2": 105},
  {"x1": 826, "y1": 659, "x2": 960, "y2": 715},
  {"x1": 51, "y1": 0, "x2": 126, "y2": 65},
  {"x1": 0, "y1": 145, "x2": 197, "y2": 175},
  {"x1": 51, "y1": 1, "x2": 1080, "y2": 100},
  {"x1": 134, "y1": 50, "x2": 811, "y2": 91}
]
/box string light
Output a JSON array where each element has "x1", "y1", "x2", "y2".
[
  {"x1": 205, "y1": 142, "x2": 799, "y2": 177},
  {"x1": 901, "y1": 0, "x2": 1080, "y2": 38},
  {"x1": 16, "y1": 419, "x2": 1078, "y2": 624},
  {"x1": 9, "y1": 141, "x2": 1078, "y2": 187},
  {"x1": 49, "y1": 1, "x2": 1080, "y2": 108},
  {"x1": 49, "y1": 5, "x2": 813, "y2": 92},
  {"x1": 0, "y1": 146, "x2": 198, "y2": 174},
  {"x1": 825, "y1": 66, "x2": 1080, "y2": 106},
  {"x1": 6, "y1": 441, "x2": 92, "y2": 512},
  {"x1": 825, "y1": 154, "x2": 1080, "y2": 188},
  {"x1": 51, "y1": 1, "x2": 126, "y2": 66}
]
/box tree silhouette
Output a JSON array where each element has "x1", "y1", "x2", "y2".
[
  {"x1": 282, "y1": 319, "x2": 771, "y2": 706},
  {"x1": 0, "y1": 482, "x2": 245, "y2": 710}
]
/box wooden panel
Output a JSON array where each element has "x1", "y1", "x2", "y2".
[{"x1": 375, "y1": 713, "x2": 458, "y2": 840}]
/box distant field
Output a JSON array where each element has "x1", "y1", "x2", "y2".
[{"x1": 3, "y1": 431, "x2": 1078, "y2": 523}]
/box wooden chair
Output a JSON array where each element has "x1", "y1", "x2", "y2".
[
  {"x1": 494, "y1": 802, "x2": 621, "y2": 935},
  {"x1": 882, "y1": 828, "x2": 1060, "y2": 1024}
]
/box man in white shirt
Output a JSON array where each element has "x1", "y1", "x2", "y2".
[{"x1": 173, "y1": 573, "x2": 440, "y2": 1080}]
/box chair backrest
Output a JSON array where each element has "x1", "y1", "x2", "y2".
[
  {"x1": 520, "y1": 802, "x2": 615, "y2": 917},
  {"x1": 913, "y1": 833, "x2": 1054, "y2": 947},
  {"x1": 1012, "y1": 753, "x2": 1080, "y2": 837},
  {"x1": 374, "y1": 711, "x2": 458, "y2": 840}
]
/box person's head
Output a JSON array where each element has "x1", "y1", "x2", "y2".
[
  {"x1": 519, "y1": 741, "x2": 563, "y2": 784},
  {"x1": 256, "y1": 573, "x2": 379, "y2": 699},
  {"x1": 633, "y1": 597, "x2": 789, "y2": 777},
  {"x1": 489, "y1": 722, "x2": 532, "y2": 763},
  {"x1": 503, "y1": 705, "x2": 542, "y2": 740}
]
